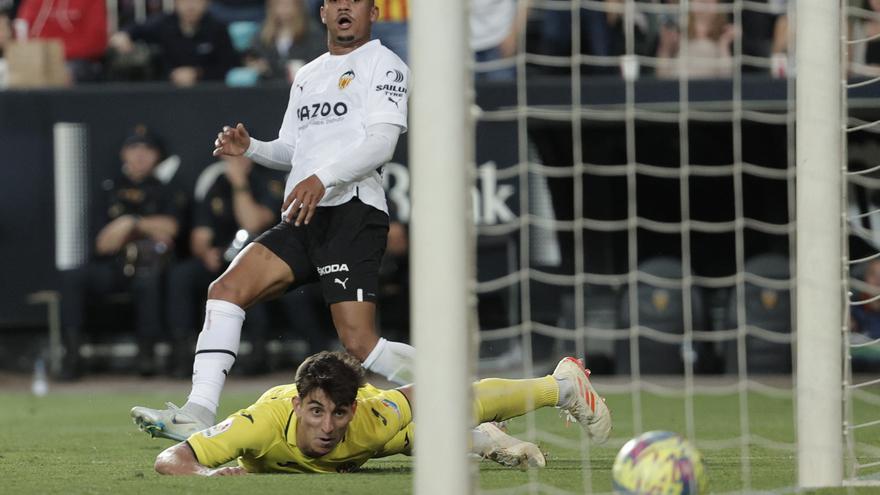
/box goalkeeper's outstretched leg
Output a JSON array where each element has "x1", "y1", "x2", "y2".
[{"x1": 470, "y1": 356, "x2": 612, "y2": 444}]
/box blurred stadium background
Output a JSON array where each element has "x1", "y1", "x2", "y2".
[{"x1": 2, "y1": 0, "x2": 880, "y2": 493}]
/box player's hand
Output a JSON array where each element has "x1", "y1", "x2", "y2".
[
  {"x1": 282, "y1": 174, "x2": 326, "y2": 226},
  {"x1": 208, "y1": 466, "x2": 248, "y2": 476},
  {"x1": 213, "y1": 123, "x2": 252, "y2": 157}
]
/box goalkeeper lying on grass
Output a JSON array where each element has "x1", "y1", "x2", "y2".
[{"x1": 151, "y1": 351, "x2": 611, "y2": 475}]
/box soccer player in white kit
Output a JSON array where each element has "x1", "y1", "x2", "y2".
[{"x1": 131, "y1": 0, "x2": 418, "y2": 441}]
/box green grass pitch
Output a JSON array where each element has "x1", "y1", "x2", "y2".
[{"x1": 1, "y1": 383, "x2": 878, "y2": 494}]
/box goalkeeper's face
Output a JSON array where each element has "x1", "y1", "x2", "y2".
[
  {"x1": 322, "y1": 0, "x2": 378, "y2": 53},
  {"x1": 293, "y1": 388, "x2": 358, "y2": 457}
]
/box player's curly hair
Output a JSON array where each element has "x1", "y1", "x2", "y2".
[{"x1": 295, "y1": 351, "x2": 366, "y2": 406}]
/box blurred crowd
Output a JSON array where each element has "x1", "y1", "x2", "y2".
[{"x1": 0, "y1": 0, "x2": 878, "y2": 88}]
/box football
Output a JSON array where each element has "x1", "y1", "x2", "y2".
[{"x1": 612, "y1": 430, "x2": 708, "y2": 495}]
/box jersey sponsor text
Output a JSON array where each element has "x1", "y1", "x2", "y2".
[
  {"x1": 318, "y1": 263, "x2": 350, "y2": 275},
  {"x1": 297, "y1": 102, "x2": 349, "y2": 121}
]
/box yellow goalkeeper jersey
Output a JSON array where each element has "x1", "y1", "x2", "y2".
[{"x1": 187, "y1": 383, "x2": 413, "y2": 474}]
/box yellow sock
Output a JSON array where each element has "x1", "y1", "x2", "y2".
[{"x1": 472, "y1": 376, "x2": 559, "y2": 424}]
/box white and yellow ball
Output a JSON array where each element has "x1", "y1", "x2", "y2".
[{"x1": 612, "y1": 430, "x2": 708, "y2": 495}]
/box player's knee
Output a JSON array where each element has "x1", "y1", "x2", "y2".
[
  {"x1": 154, "y1": 452, "x2": 171, "y2": 475},
  {"x1": 207, "y1": 277, "x2": 246, "y2": 305}
]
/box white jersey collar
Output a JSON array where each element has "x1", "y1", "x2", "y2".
[{"x1": 327, "y1": 39, "x2": 381, "y2": 59}]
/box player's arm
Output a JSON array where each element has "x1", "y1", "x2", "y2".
[
  {"x1": 313, "y1": 122, "x2": 402, "y2": 188},
  {"x1": 215, "y1": 82, "x2": 300, "y2": 171},
  {"x1": 181, "y1": 406, "x2": 281, "y2": 474},
  {"x1": 154, "y1": 442, "x2": 247, "y2": 476},
  {"x1": 215, "y1": 125, "x2": 295, "y2": 172},
  {"x1": 282, "y1": 123, "x2": 402, "y2": 225},
  {"x1": 242, "y1": 136, "x2": 296, "y2": 172}
]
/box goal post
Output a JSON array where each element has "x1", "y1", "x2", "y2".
[
  {"x1": 409, "y1": 0, "x2": 475, "y2": 494},
  {"x1": 795, "y1": 0, "x2": 844, "y2": 488}
]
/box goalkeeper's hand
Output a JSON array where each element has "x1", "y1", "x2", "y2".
[{"x1": 213, "y1": 123, "x2": 251, "y2": 157}]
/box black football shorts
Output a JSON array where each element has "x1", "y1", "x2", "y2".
[{"x1": 254, "y1": 198, "x2": 389, "y2": 304}]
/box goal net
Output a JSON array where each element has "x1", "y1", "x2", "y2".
[
  {"x1": 411, "y1": 0, "x2": 878, "y2": 492},
  {"x1": 411, "y1": 0, "x2": 880, "y2": 492},
  {"x1": 844, "y1": 1, "x2": 880, "y2": 487}
]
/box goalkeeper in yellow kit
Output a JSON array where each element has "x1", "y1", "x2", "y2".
[{"x1": 153, "y1": 351, "x2": 611, "y2": 475}]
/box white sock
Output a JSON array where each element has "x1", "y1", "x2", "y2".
[
  {"x1": 362, "y1": 338, "x2": 414, "y2": 385},
  {"x1": 555, "y1": 377, "x2": 574, "y2": 407},
  {"x1": 185, "y1": 299, "x2": 245, "y2": 416}
]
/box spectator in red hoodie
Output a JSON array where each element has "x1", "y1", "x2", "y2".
[{"x1": 15, "y1": 0, "x2": 107, "y2": 81}]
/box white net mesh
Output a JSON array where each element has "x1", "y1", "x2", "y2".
[
  {"x1": 471, "y1": 0, "x2": 818, "y2": 492},
  {"x1": 844, "y1": 1, "x2": 880, "y2": 486}
]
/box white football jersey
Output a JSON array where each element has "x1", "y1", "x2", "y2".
[{"x1": 277, "y1": 39, "x2": 409, "y2": 214}]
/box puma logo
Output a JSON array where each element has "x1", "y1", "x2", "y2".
[{"x1": 334, "y1": 277, "x2": 349, "y2": 289}]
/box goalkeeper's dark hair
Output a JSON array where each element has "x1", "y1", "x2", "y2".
[{"x1": 295, "y1": 351, "x2": 365, "y2": 406}]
